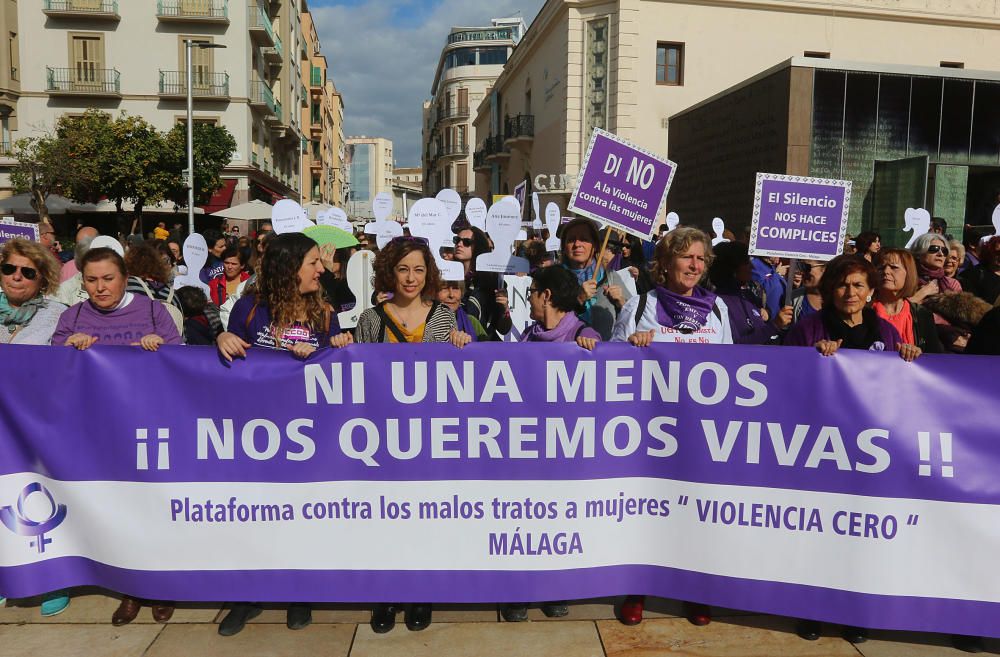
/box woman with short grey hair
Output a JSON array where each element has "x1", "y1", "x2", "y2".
[{"x1": 909, "y1": 232, "x2": 962, "y2": 302}]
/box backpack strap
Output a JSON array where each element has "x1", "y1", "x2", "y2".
[
  {"x1": 132, "y1": 276, "x2": 156, "y2": 301},
  {"x1": 245, "y1": 301, "x2": 258, "y2": 332},
  {"x1": 165, "y1": 285, "x2": 175, "y2": 306},
  {"x1": 712, "y1": 302, "x2": 722, "y2": 322},
  {"x1": 636, "y1": 292, "x2": 649, "y2": 324}
]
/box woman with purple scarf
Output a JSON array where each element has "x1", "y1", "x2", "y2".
[
  {"x1": 909, "y1": 233, "x2": 962, "y2": 303},
  {"x1": 611, "y1": 227, "x2": 732, "y2": 346},
  {"x1": 611, "y1": 227, "x2": 725, "y2": 628}
]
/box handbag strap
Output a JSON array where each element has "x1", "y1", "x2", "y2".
[{"x1": 375, "y1": 303, "x2": 409, "y2": 343}]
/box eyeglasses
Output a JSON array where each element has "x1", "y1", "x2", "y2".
[
  {"x1": 1, "y1": 263, "x2": 38, "y2": 280},
  {"x1": 453, "y1": 236, "x2": 474, "y2": 247},
  {"x1": 927, "y1": 245, "x2": 950, "y2": 256},
  {"x1": 527, "y1": 287, "x2": 541, "y2": 295},
  {"x1": 388, "y1": 235, "x2": 429, "y2": 246}
]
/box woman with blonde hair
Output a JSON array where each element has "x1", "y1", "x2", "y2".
[
  {"x1": 872, "y1": 248, "x2": 942, "y2": 353},
  {"x1": 0, "y1": 238, "x2": 66, "y2": 345}
]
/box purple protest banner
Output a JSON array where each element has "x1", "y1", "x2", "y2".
[
  {"x1": 0, "y1": 217, "x2": 39, "y2": 246},
  {"x1": 1, "y1": 342, "x2": 999, "y2": 638},
  {"x1": 749, "y1": 173, "x2": 852, "y2": 260},
  {"x1": 568, "y1": 129, "x2": 676, "y2": 240}
]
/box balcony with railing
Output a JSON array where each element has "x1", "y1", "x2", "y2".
[
  {"x1": 251, "y1": 151, "x2": 259, "y2": 167},
  {"x1": 310, "y1": 66, "x2": 323, "y2": 89},
  {"x1": 0, "y1": 142, "x2": 12, "y2": 157},
  {"x1": 247, "y1": 5, "x2": 275, "y2": 46},
  {"x1": 158, "y1": 71, "x2": 230, "y2": 99},
  {"x1": 262, "y1": 35, "x2": 283, "y2": 64},
  {"x1": 248, "y1": 78, "x2": 278, "y2": 117},
  {"x1": 156, "y1": 0, "x2": 228, "y2": 23},
  {"x1": 439, "y1": 143, "x2": 469, "y2": 159},
  {"x1": 46, "y1": 67, "x2": 121, "y2": 97},
  {"x1": 43, "y1": 0, "x2": 120, "y2": 20},
  {"x1": 504, "y1": 114, "x2": 534, "y2": 146},
  {"x1": 473, "y1": 148, "x2": 490, "y2": 171},
  {"x1": 436, "y1": 105, "x2": 470, "y2": 124},
  {"x1": 484, "y1": 135, "x2": 510, "y2": 161}
]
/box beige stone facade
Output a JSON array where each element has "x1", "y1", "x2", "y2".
[
  {"x1": 301, "y1": 9, "x2": 345, "y2": 206},
  {"x1": 422, "y1": 18, "x2": 525, "y2": 199},
  {"x1": 7, "y1": 0, "x2": 344, "y2": 209},
  {"x1": 345, "y1": 135, "x2": 394, "y2": 219},
  {"x1": 474, "y1": 0, "x2": 1000, "y2": 219}
]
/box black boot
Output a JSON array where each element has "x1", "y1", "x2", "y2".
[
  {"x1": 796, "y1": 619, "x2": 822, "y2": 641},
  {"x1": 370, "y1": 604, "x2": 397, "y2": 634},
  {"x1": 286, "y1": 603, "x2": 312, "y2": 630},
  {"x1": 218, "y1": 603, "x2": 262, "y2": 637},
  {"x1": 501, "y1": 604, "x2": 529, "y2": 622},
  {"x1": 405, "y1": 603, "x2": 432, "y2": 631}
]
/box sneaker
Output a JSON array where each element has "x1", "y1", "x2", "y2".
[
  {"x1": 40, "y1": 593, "x2": 70, "y2": 618},
  {"x1": 619, "y1": 596, "x2": 644, "y2": 626},
  {"x1": 540, "y1": 601, "x2": 569, "y2": 618},
  {"x1": 404, "y1": 603, "x2": 432, "y2": 631},
  {"x1": 218, "y1": 603, "x2": 262, "y2": 637}
]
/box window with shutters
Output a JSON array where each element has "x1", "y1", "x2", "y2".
[
  {"x1": 179, "y1": 37, "x2": 214, "y2": 89},
  {"x1": 456, "y1": 164, "x2": 468, "y2": 190},
  {"x1": 457, "y1": 88, "x2": 468, "y2": 112},
  {"x1": 70, "y1": 35, "x2": 104, "y2": 87}
]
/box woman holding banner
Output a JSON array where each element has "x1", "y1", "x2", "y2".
[
  {"x1": 559, "y1": 217, "x2": 630, "y2": 340},
  {"x1": 355, "y1": 235, "x2": 465, "y2": 633},
  {"x1": 612, "y1": 226, "x2": 725, "y2": 627},
  {"x1": 872, "y1": 249, "x2": 943, "y2": 353},
  {"x1": 784, "y1": 255, "x2": 921, "y2": 364},
  {"x1": 611, "y1": 227, "x2": 731, "y2": 346},
  {"x1": 214, "y1": 232, "x2": 353, "y2": 636}
]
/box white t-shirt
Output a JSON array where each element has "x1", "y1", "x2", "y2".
[{"x1": 611, "y1": 289, "x2": 733, "y2": 344}]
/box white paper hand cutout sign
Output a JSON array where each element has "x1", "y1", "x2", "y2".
[
  {"x1": 318, "y1": 207, "x2": 352, "y2": 232},
  {"x1": 545, "y1": 203, "x2": 562, "y2": 252},
  {"x1": 273, "y1": 199, "x2": 310, "y2": 234},
  {"x1": 531, "y1": 193, "x2": 542, "y2": 230},
  {"x1": 435, "y1": 189, "x2": 462, "y2": 225},
  {"x1": 992, "y1": 203, "x2": 1000, "y2": 236},
  {"x1": 711, "y1": 217, "x2": 729, "y2": 246},
  {"x1": 465, "y1": 197, "x2": 487, "y2": 232},
  {"x1": 407, "y1": 198, "x2": 464, "y2": 281},
  {"x1": 372, "y1": 192, "x2": 393, "y2": 222},
  {"x1": 336, "y1": 250, "x2": 375, "y2": 330},
  {"x1": 476, "y1": 199, "x2": 530, "y2": 274},
  {"x1": 903, "y1": 208, "x2": 931, "y2": 249},
  {"x1": 666, "y1": 212, "x2": 680, "y2": 232},
  {"x1": 374, "y1": 221, "x2": 403, "y2": 249},
  {"x1": 172, "y1": 233, "x2": 211, "y2": 295}
]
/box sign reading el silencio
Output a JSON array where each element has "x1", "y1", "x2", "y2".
[
  {"x1": 568, "y1": 129, "x2": 677, "y2": 241},
  {"x1": 750, "y1": 173, "x2": 852, "y2": 261},
  {"x1": 0, "y1": 217, "x2": 39, "y2": 246}
]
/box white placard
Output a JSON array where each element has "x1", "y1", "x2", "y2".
[
  {"x1": 375, "y1": 221, "x2": 403, "y2": 249},
  {"x1": 531, "y1": 193, "x2": 541, "y2": 229},
  {"x1": 435, "y1": 189, "x2": 462, "y2": 224},
  {"x1": 466, "y1": 198, "x2": 487, "y2": 232},
  {"x1": 319, "y1": 207, "x2": 353, "y2": 232},
  {"x1": 616, "y1": 267, "x2": 638, "y2": 298},
  {"x1": 172, "y1": 234, "x2": 211, "y2": 295},
  {"x1": 545, "y1": 203, "x2": 562, "y2": 252},
  {"x1": 273, "y1": 199, "x2": 306, "y2": 234},
  {"x1": 502, "y1": 274, "x2": 533, "y2": 343},
  {"x1": 902, "y1": 208, "x2": 931, "y2": 250},
  {"x1": 336, "y1": 250, "x2": 375, "y2": 330},
  {"x1": 711, "y1": 217, "x2": 729, "y2": 246},
  {"x1": 666, "y1": 211, "x2": 680, "y2": 232},
  {"x1": 476, "y1": 200, "x2": 530, "y2": 274},
  {"x1": 407, "y1": 198, "x2": 464, "y2": 281},
  {"x1": 372, "y1": 192, "x2": 394, "y2": 222},
  {"x1": 516, "y1": 229, "x2": 528, "y2": 241}
]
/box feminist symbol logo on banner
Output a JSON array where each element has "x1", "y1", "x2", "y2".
[{"x1": 1, "y1": 483, "x2": 68, "y2": 554}]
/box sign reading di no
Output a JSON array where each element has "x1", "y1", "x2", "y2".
[{"x1": 568, "y1": 129, "x2": 676, "y2": 241}]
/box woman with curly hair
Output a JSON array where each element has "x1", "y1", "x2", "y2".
[
  {"x1": 0, "y1": 238, "x2": 66, "y2": 345},
  {"x1": 213, "y1": 233, "x2": 352, "y2": 637},
  {"x1": 355, "y1": 236, "x2": 465, "y2": 347},
  {"x1": 216, "y1": 232, "x2": 353, "y2": 362},
  {"x1": 355, "y1": 236, "x2": 465, "y2": 635}
]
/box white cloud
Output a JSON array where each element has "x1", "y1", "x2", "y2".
[{"x1": 312, "y1": 0, "x2": 544, "y2": 167}]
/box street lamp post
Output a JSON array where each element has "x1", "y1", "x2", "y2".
[{"x1": 186, "y1": 40, "x2": 227, "y2": 237}]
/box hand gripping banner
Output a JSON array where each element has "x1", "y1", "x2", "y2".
[{"x1": 0, "y1": 343, "x2": 998, "y2": 637}]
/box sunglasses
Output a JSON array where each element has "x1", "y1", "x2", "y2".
[
  {"x1": 1, "y1": 263, "x2": 38, "y2": 279},
  {"x1": 927, "y1": 245, "x2": 949, "y2": 256},
  {"x1": 453, "y1": 236, "x2": 474, "y2": 247},
  {"x1": 388, "y1": 235, "x2": 429, "y2": 246}
]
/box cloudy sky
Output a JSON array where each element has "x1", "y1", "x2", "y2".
[{"x1": 310, "y1": 0, "x2": 546, "y2": 167}]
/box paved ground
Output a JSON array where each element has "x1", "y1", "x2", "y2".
[{"x1": 0, "y1": 593, "x2": 992, "y2": 656}]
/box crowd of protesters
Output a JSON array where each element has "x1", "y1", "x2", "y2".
[{"x1": 2, "y1": 207, "x2": 998, "y2": 651}]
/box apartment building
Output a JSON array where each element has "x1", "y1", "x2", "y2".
[
  {"x1": 473, "y1": 0, "x2": 1000, "y2": 232},
  {"x1": 422, "y1": 17, "x2": 524, "y2": 199},
  {"x1": 0, "y1": 0, "x2": 16, "y2": 165},
  {"x1": 300, "y1": 9, "x2": 344, "y2": 207},
  {"x1": 9, "y1": 0, "x2": 343, "y2": 210},
  {"x1": 345, "y1": 135, "x2": 393, "y2": 219}
]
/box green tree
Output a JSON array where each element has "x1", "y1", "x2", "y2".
[
  {"x1": 54, "y1": 109, "x2": 115, "y2": 206},
  {"x1": 9, "y1": 135, "x2": 67, "y2": 223},
  {"x1": 164, "y1": 122, "x2": 237, "y2": 207}
]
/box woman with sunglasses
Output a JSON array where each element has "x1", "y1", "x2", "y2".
[
  {"x1": 0, "y1": 239, "x2": 67, "y2": 346},
  {"x1": 355, "y1": 236, "x2": 466, "y2": 634},
  {"x1": 451, "y1": 226, "x2": 512, "y2": 339},
  {"x1": 910, "y1": 233, "x2": 962, "y2": 303}
]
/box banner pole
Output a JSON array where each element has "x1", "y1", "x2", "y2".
[
  {"x1": 593, "y1": 226, "x2": 613, "y2": 283},
  {"x1": 784, "y1": 258, "x2": 798, "y2": 308}
]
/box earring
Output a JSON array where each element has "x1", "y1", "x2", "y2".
[{"x1": 866, "y1": 296, "x2": 872, "y2": 302}]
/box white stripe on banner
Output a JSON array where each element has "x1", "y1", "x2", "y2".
[{"x1": 0, "y1": 473, "x2": 994, "y2": 602}]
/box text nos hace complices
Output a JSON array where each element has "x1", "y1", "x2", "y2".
[{"x1": 194, "y1": 359, "x2": 770, "y2": 466}]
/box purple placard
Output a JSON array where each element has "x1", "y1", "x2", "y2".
[
  {"x1": 568, "y1": 129, "x2": 676, "y2": 240},
  {"x1": 749, "y1": 173, "x2": 852, "y2": 261},
  {"x1": 0, "y1": 217, "x2": 39, "y2": 245}
]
